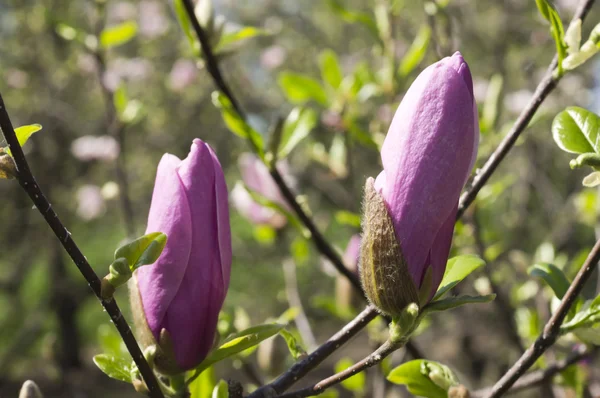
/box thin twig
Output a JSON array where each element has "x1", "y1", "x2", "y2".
[
  {"x1": 485, "y1": 237, "x2": 600, "y2": 398},
  {"x1": 91, "y1": 4, "x2": 136, "y2": 237},
  {"x1": 248, "y1": 306, "x2": 378, "y2": 398},
  {"x1": 0, "y1": 93, "x2": 164, "y2": 398},
  {"x1": 473, "y1": 346, "x2": 594, "y2": 397},
  {"x1": 283, "y1": 259, "x2": 318, "y2": 352},
  {"x1": 457, "y1": 0, "x2": 596, "y2": 218},
  {"x1": 278, "y1": 339, "x2": 398, "y2": 398}
]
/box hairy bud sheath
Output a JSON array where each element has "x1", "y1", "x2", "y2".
[{"x1": 360, "y1": 52, "x2": 478, "y2": 316}]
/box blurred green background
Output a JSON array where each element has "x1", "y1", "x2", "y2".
[{"x1": 1, "y1": 0, "x2": 600, "y2": 396}]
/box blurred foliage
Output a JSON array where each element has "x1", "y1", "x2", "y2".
[{"x1": 2, "y1": 0, "x2": 600, "y2": 397}]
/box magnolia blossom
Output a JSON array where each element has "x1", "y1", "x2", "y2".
[{"x1": 131, "y1": 139, "x2": 231, "y2": 372}]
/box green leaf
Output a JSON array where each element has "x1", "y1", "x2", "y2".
[
  {"x1": 433, "y1": 255, "x2": 486, "y2": 300},
  {"x1": 93, "y1": 354, "x2": 132, "y2": 383},
  {"x1": 319, "y1": 49, "x2": 343, "y2": 89},
  {"x1": 212, "y1": 380, "x2": 229, "y2": 398},
  {"x1": 398, "y1": 25, "x2": 431, "y2": 77},
  {"x1": 552, "y1": 107, "x2": 600, "y2": 154},
  {"x1": 97, "y1": 324, "x2": 125, "y2": 357},
  {"x1": 113, "y1": 85, "x2": 129, "y2": 117},
  {"x1": 5, "y1": 124, "x2": 43, "y2": 157},
  {"x1": 215, "y1": 27, "x2": 268, "y2": 52},
  {"x1": 212, "y1": 92, "x2": 265, "y2": 157},
  {"x1": 114, "y1": 232, "x2": 167, "y2": 272},
  {"x1": 335, "y1": 358, "x2": 365, "y2": 392},
  {"x1": 326, "y1": 0, "x2": 378, "y2": 38},
  {"x1": 535, "y1": 0, "x2": 566, "y2": 74},
  {"x1": 188, "y1": 323, "x2": 284, "y2": 384},
  {"x1": 528, "y1": 263, "x2": 570, "y2": 299},
  {"x1": 387, "y1": 360, "x2": 447, "y2": 398},
  {"x1": 424, "y1": 295, "x2": 496, "y2": 313},
  {"x1": 189, "y1": 366, "x2": 216, "y2": 398},
  {"x1": 279, "y1": 329, "x2": 306, "y2": 360},
  {"x1": 480, "y1": 74, "x2": 504, "y2": 134},
  {"x1": 173, "y1": 0, "x2": 195, "y2": 46},
  {"x1": 334, "y1": 210, "x2": 361, "y2": 228},
  {"x1": 100, "y1": 21, "x2": 138, "y2": 49},
  {"x1": 278, "y1": 72, "x2": 329, "y2": 106},
  {"x1": 279, "y1": 107, "x2": 318, "y2": 158}
]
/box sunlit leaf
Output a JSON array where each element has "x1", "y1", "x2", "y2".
[
  {"x1": 100, "y1": 21, "x2": 138, "y2": 49},
  {"x1": 114, "y1": 232, "x2": 167, "y2": 271},
  {"x1": 387, "y1": 360, "x2": 447, "y2": 398},
  {"x1": 528, "y1": 263, "x2": 570, "y2": 299},
  {"x1": 189, "y1": 366, "x2": 216, "y2": 398},
  {"x1": 278, "y1": 72, "x2": 328, "y2": 106},
  {"x1": 552, "y1": 107, "x2": 600, "y2": 154},
  {"x1": 216, "y1": 27, "x2": 269, "y2": 52},
  {"x1": 212, "y1": 380, "x2": 229, "y2": 398},
  {"x1": 93, "y1": 354, "x2": 132, "y2": 383},
  {"x1": 424, "y1": 295, "x2": 495, "y2": 313},
  {"x1": 433, "y1": 255, "x2": 486, "y2": 300},
  {"x1": 398, "y1": 25, "x2": 431, "y2": 77},
  {"x1": 279, "y1": 329, "x2": 306, "y2": 359},
  {"x1": 279, "y1": 107, "x2": 318, "y2": 158},
  {"x1": 319, "y1": 49, "x2": 343, "y2": 89}
]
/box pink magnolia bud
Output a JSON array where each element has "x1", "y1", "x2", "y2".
[
  {"x1": 231, "y1": 153, "x2": 292, "y2": 228},
  {"x1": 131, "y1": 139, "x2": 232, "y2": 373},
  {"x1": 361, "y1": 52, "x2": 478, "y2": 316}
]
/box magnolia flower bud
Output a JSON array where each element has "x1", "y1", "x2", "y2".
[
  {"x1": 130, "y1": 139, "x2": 232, "y2": 374},
  {"x1": 360, "y1": 52, "x2": 478, "y2": 316}
]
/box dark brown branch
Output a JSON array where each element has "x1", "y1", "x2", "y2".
[
  {"x1": 0, "y1": 94, "x2": 164, "y2": 398},
  {"x1": 473, "y1": 346, "x2": 594, "y2": 397},
  {"x1": 247, "y1": 306, "x2": 378, "y2": 398},
  {"x1": 457, "y1": 0, "x2": 596, "y2": 218},
  {"x1": 485, "y1": 236, "x2": 600, "y2": 398},
  {"x1": 278, "y1": 339, "x2": 398, "y2": 398}
]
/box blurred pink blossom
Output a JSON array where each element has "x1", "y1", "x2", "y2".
[
  {"x1": 76, "y1": 185, "x2": 106, "y2": 221},
  {"x1": 139, "y1": 1, "x2": 169, "y2": 38},
  {"x1": 168, "y1": 59, "x2": 198, "y2": 91},
  {"x1": 260, "y1": 45, "x2": 287, "y2": 70},
  {"x1": 5, "y1": 69, "x2": 28, "y2": 89},
  {"x1": 71, "y1": 135, "x2": 120, "y2": 162}
]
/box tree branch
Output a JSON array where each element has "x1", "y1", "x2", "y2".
[
  {"x1": 0, "y1": 93, "x2": 164, "y2": 398},
  {"x1": 457, "y1": 0, "x2": 596, "y2": 218},
  {"x1": 278, "y1": 339, "x2": 398, "y2": 398},
  {"x1": 248, "y1": 306, "x2": 378, "y2": 398},
  {"x1": 473, "y1": 346, "x2": 594, "y2": 397},
  {"x1": 485, "y1": 236, "x2": 600, "y2": 398}
]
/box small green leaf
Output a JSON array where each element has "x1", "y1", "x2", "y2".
[
  {"x1": 398, "y1": 25, "x2": 431, "y2": 77},
  {"x1": 279, "y1": 107, "x2": 318, "y2": 158},
  {"x1": 278, "y1": 72, "x2": 329, "y2": 106},
  {"x1": 387, "y1": 360, "x2": 447, "y2": 398},
  {"x1": 319, "y1": 49, "x2": 343, "y2": 89},
  {"x1": 189, "y1": 366, "x2": 216, "y2": 398},
  {"x1": 113, "y1": 85, "x2": 129, "y2": 116},
  {"x1": 334, "y1": 210, "x2": 361, "y2": 228},
  {"x1": 114, "y1": 232, "x2": 167, "y2": 272},
  {"x1": 552, "y1": 107, "x2": 600, "y2": 154},
  {"x1": 528, "y1": 263, "x2": 570, "y2": 299},
  {"x1": 291, "y1": 237, "x2": 310, "y2": 265},
  {"x1": 212, "y1": 92, "x2": 264, "y2": 157},
  {"x1": 187, "y1": 324, "x2": 285, "y2": 384},
  {"x1": 5, "y1": 124, "x2": 43, "y2": 157},
  {"x1": 480, "y1": 74, "x2": 504, "y2": 134},
  {"x1": 326, "y1": 0, "x2": 378, "y2": 38},
  {"x1": 433, "y1": 255, "x2": 486, "y2": 300},
  {"x1": 212, "y1": 380, "x2": 229, "y2": 398},
  {"x1": 535, "y1": 0, "x2": 566, "y2": 74},
  {"x1": 424, "y1": 294, "x2": 496, "y2": 313},
  {"x1": 215, "y1": 27, "x2": 268, "y2": 52},
  {"x1": 93, "y1": 354, "x2": 132, "y2": 383},
  {"x1": 100, "y1": 21, "x2": 138, "y2": 49},
  {"x1": 173, "y1": 0, "x2": 195, "y2": 46},
  {"x1": 97, "y1": 324, "x2": 125, "y2": 357},
  {"x1": 279, "y1": 329, "x2": 306, "y2": 360},
  {"x1": 335, "y1": 358, "x2": 365, "y2": 393}
]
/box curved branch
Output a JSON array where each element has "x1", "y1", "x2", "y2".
[{"x1": 0, "y1": 94, "x2": 164, "y2": 398}]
